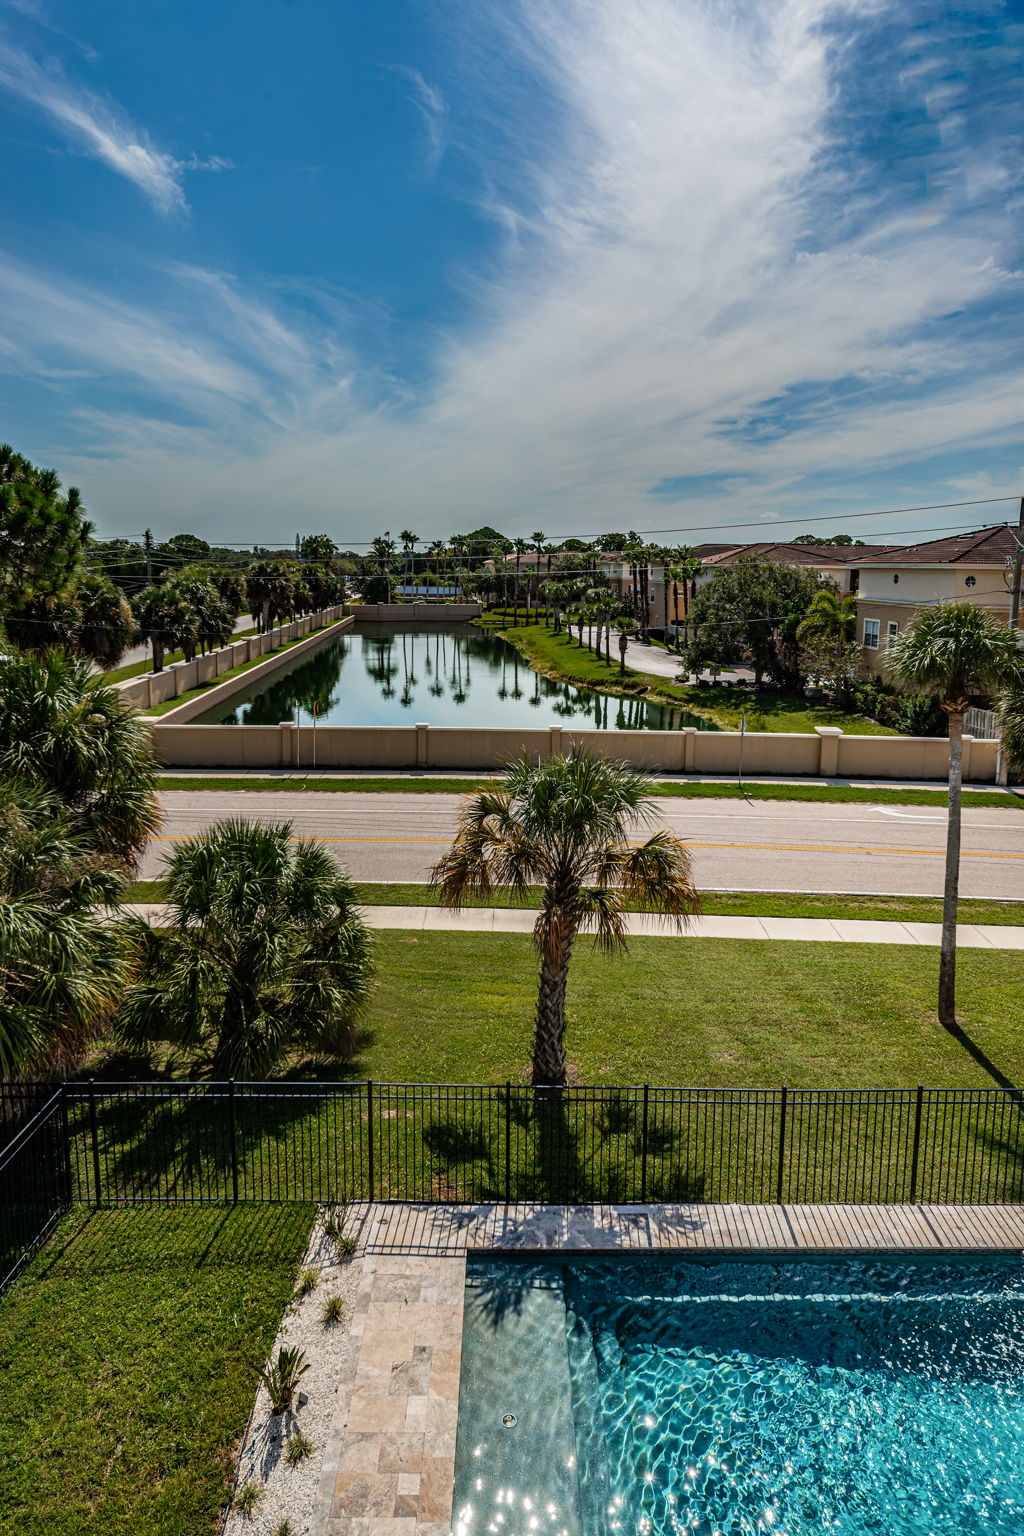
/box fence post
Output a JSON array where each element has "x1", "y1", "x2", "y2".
[
  {"x1": 88, "y1": 1079, "x2": 102, "y2": 1208},
  {"x1": 775, "y1": 1086, "x2": 788, "y2": 1204},
  {"x1": 909, "y1": 1084, "x2": 924, "y2": 1203},
  {"x1": 366, "y1": 1080, "x2": 375, "y2": 1202},
  {"x1": 640, "y1": 1085, "x2": 650, "y2": 1203},
  {"x1": 504, "y1": 1082, "x2": 512, "y2": 1203},
  {"x1": 228, "y1": 1079, "x2": 239, "y2": 1205},
  {"x1": 58, "y1": 1084, "x2": 74, "y2": 1208}
]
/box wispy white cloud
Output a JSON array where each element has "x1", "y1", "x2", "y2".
[
  {"x1": 8, "y1": 0, "x2": 1024, "y2": 540},
  {"x1": 0, "y1": 35, "x2": 229, "y2": 212},
  {"x1": 393, "y1": 65, "x2": 449, "y2": 171}
]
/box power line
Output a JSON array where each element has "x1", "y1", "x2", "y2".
[{"x1": 88, "y1": 494, "x2": 1020, "y2": 549}]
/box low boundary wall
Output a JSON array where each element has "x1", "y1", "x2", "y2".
[
  {"x1": 149, "y1": 718, "x2": 1000, "y2": 781},
  {"x1": 343, "y1": 602, "x2": 482, "y2": 622},
  {"x1": 118, "y1": 605, "x2": 349, "y2": 712}
]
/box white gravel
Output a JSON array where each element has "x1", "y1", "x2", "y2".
[{"x1": 223, "y1": 1207, "x2": 362, "y2": 1536}]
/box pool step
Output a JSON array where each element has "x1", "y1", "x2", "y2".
[{"x1": 452, "y1": 1261, "x2": 584, "y2": 1536}]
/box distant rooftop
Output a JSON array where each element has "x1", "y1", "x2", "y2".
[
  {"x1": 701, "y1": 541, "x2": 899, "y2": 568},
  {"x1": 858, "y1": 525, "x2": 1018, "y2": 566}
]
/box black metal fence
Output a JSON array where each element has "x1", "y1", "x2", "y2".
[{"x1": 4, "y1": 1079, "x2": 1024, "y2": 1292}]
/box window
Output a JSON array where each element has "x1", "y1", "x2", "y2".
[
  {"x1": 893, "y1": 573, "x2": 900, "y2": 584},
  {"x1": 849, "y1": 570, "x2": 860, "y2": 593},
  {"x1": 863, "y1": 618, "x2": 880, "y2": 649},
  {"x1": 885, "y1": 621, "x2": 899, "y2": 647},
  {"x1": 965, "y1": 575, "x2": 977, "y2": 588}
]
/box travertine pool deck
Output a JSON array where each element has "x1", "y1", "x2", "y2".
[{"x1": 315, "y1": 1200, "x2": 1024, "y2": 1535}]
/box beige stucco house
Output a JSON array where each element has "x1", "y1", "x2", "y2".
[{"x1": 851, "y1": 526, "x2": 1018, "y2": 673}]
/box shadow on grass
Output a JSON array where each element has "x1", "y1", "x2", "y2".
[
  {"x1": 941, "y1": 1019, "x2": 1022, "y2": 1097},
  {"x1": 31, "y1": 1204, "x2": 313, "y2": 1282}
]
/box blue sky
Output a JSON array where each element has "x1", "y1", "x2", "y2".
[{"x1": 2, "y1": 0, "x2": 1024, "y2": 546}]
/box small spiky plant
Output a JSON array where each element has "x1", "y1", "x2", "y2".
[
  {"x1": 259, "y1": 1345, "x2": 311, "y2": 1414},
  {"x1": 321, "y1": 1293, "x2": 345, "y2": 1326},
  {"x1": 286, "y1": 1429, "x2": 313, "y2": 1465},
  {"x1": 322, "y1": 1203, "x2": 348, "y2": 1239},
  {"x1": 233, "y1": 1480, "x2": 263, "y2": 1519},
  {"x1": 271, "y1": 1520, "x2": 294, "y2": 1536},
  {"x1": 295, "y1": 1266, "x2": 319, "y2": 1298}
]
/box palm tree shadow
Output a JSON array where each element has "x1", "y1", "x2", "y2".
[{"x1": 940, "y1": 1019, "x2": 1022, "y2": 1098}]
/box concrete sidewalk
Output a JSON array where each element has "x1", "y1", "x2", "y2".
[{"x1": 124, "y1": 903, "x2": 1024, "y2": 949}]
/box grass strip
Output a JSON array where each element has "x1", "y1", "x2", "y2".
[
  {"x1": 497, "y1": 619, "x2": 897, "y2": 735},
  {"x1": 153, "y1": 774, "x2": 1024, "y2": 810},
  {"x1": 0, "y1": 1205, "x2": 311, "y2": 1536},
  {"x1": 122, "y1": 878, "x2": 1024, "y2": 927},
  {"x1": 141, "y1": 622, "x2": 341, "y2": 718}
]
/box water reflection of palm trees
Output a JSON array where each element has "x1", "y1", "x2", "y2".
[
  {"x1": 364, "y1": 635, "x2": 398, "y2": 700},
  {"x1": 199, "y1": 622, "x2": 719, "y2": 732},
  {"x1": 399, "y1": 632, "x2": 417, "y2": 709},
  {"x1": 231, "y1": 641, "x2": 347, "y2": 725}
]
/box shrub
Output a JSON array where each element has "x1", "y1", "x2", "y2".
[
  {"x1": 295, "y1": 1267, "x2": 319, "y2": 1298},
  {"x1": 234, "y1": 1481, "x2": 263, "y2": 1518},
  {"x1": 259, "y1": 1346, "x2": 311, "y2": 1415},
  {"x1": 321, "y1": 1293, "x2": 345, "y2": 1327},
  {"x1": 285, "y1": 1430, "x2": 313, "y2": 1465}
]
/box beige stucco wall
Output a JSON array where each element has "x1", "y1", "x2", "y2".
[
  {"x1": 153, "y1": 613, "x2": 354, "y2": 723},
  {"x1": 149, "y1": 719, "x2": 998, "y2": 782},
  {"x1": 118, "y1": 607, "x2": 350, "y2": 713},
  {"x1": 343, "y1": 602, "x2": 482, "y2": 622},
  {"x1": 857, "y1": 565, "x2": 1012, "y2": 607}
]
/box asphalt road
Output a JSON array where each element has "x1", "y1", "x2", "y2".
[{"x1": 142, "y1": 791, "x2": 1024, "y2": 898}]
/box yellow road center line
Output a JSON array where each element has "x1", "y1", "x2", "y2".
[{"x1": 153, "y1": 834, "x2": 1024, "y2": 860}]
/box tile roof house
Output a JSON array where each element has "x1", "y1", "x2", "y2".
[{"x1": 850, "y1": 526, "x2": 1019, "y2": 671}]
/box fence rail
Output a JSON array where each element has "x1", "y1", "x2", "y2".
[{"x1": 5, "y1": 1079, "x2": 1024, "y2": 1292}]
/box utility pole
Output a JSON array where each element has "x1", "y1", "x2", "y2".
[
  {"x1": 144, "y1": 528, "x2": 153, "y2": 584},
  {"x1": 296, "y1": 533, "x2": 301, "y2": 560},
  {"x1": 1010, "y1": 497, "x2": 1024, "y2": 630}
]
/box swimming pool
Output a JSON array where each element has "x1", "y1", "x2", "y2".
[{"x1": 453, "y1": 1254, "x2": 1024, "y2": 1536}]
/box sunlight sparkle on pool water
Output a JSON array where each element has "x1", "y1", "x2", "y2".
[{"x1": 453, "y1": 1255, "x2": 1024, "y2": 1536}]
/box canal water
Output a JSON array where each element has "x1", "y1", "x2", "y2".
[{"x1": 193, "y1": 623, "x2": 715, "y2": 731}]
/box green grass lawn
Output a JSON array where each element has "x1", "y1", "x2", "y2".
[
  {"x1": 0, "y1": 1205, "x2": 312, "y2": 1536},
  {"x1": 153, "y1": 774, "x2": 1024, "y2": 809},
  {"x1": 122, "y1": 878, "x2": 1024, "y2": 927},
  {"x1": 87, "y1": 931, "x2": 1024, "y2": 1090},
  {"x1": 501, "y1": 620, "x2": 896, "y2": 735},
  {"x1": 339, "y1": 933, "x2": 1024, "y2": 1089}
]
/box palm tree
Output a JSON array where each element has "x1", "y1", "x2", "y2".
[
  {"x1": 886, "y1": 603, "x2": 1020, "y2": 1024},
  {"x1": 797, "y1": 589, "x2": 859, "y2": 647},
  {"x1": 997, "y1": 675, "x2": 1024, "y2": 776},
  {"x1": 618, "y1": 617, "x2": 637, "y2": 674},
  {"x1": 399, "y1": 530, "x2": 419, "y2": 595},
  {"x1": 75, "y1": 574, "x2": 137, "y2": 667},
  {"x1": 118, "y1": 820, "x2": 374, "y2": 1077},
  {"x1": 0, "y1": 650, "x2": 159, "y2": 866},
  {"x1": 431, "y1": 750, "x2": 700, "y2": 1085},
  {"x1": 0, "y1": 778, "x2": 130, "y2": 1078},
  {"x1": 133, "y1": 584, "x2": 199, "y2": 669}
]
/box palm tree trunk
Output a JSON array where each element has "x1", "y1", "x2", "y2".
[
  {"x1": 938, "y1": 708, "x2": 964, "y2": 1025},
  {"x1": 532, "y1": 945, "x2": 571, "y2": 1085}
]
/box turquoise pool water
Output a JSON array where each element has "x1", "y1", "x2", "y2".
[
  {"x1": 193, "y1": 623, "x2": 713, "y2": 731},
  {"x1": 454, "y1": 1255, "x2": 1024, "y2": 1536}
]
